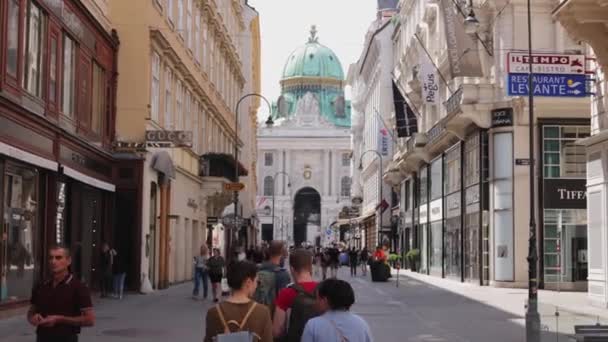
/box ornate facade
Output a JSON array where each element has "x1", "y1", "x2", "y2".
[{"x1": 257, "y1": 27, "x2": 352, "y2": 247}]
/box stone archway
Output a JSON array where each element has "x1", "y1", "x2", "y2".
[{"x1": 293, "y1": 187, "x2": 321, "y2": 246}]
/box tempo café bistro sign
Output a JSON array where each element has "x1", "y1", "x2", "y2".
[
  {"x1": 543, "y1": 179, "x2": 586, "y2": 209},
  {"x1": 146, "y1": 130, "x2": 192, "y2": 148}
]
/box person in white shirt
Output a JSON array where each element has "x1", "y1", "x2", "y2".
[{"x1": 301, "y1": 278, "x2": 372, "y2": 342}]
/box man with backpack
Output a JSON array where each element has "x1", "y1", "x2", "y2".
[
  {"x1": 253, "y1": 241, "x2": 290, "y2": 315},
  {"x1": 273, "y1": 248, "x2": 320, "y2": 342}
]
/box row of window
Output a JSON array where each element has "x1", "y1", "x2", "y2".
[
  {"x1": 262, "y1": 176, "x2": 352, "y2": 197},
  {"x1": 157, "y1": 0, "x2": 243, "y2": 111},
  {"x1": 262, "y1": 152, "x2": 352, "y2": 167},
  {"x1": 5, "y1": 0, "x2": 110, "y2": 139},
  {"x1": 150, "y1": 52, "x2": 237, "y2": 156}
]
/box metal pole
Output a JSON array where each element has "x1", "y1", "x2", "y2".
[
  {"x1": 272, "y1": 177, "x2": 276, "y2": 241},
  {"x1": 525, "y1": 0, "x2": 541, "y2": 340},
  {"x1": 378, "y1": 153, "x2": 383, "y2": 248}
]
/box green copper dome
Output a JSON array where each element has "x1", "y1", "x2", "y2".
[{"x1": 281, "y1": 26, "x2": 345, "y2": 80}]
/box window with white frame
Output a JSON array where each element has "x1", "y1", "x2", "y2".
[
  {"x1": 264, "y1": 152, "x2": 273, "y2": 166},
  {"x1": 542, "y1": 125, "x2": 590, "y2": 178},
  {"x1": 23, "y1": 1, "x2": 46, "y2": 98},
  {"x1": 192, "y1": 100, "x2": 199, "y2": 152},
  {"x1": 167, "y1": 0, "x2": 174, "y2": 23},
  {"x1": 164, "y1": 67, "x2": 173, "y2": 129},
  {"x1": 195, "y1": 9, "x2": 201, "y2": 63},
  {"x1": 62, "y1": 34, "x2": 76, "y2": 118},
  {"x1": 186, "y1": 0, "x2": 192, "y2": 49},
  {"x1": 151, "y1": 52, "x2": 160, "y2": 122},
  {"x1": 184, "y1": 90, "x2": 191, "y2": 136},
  {"x1": 177, "y1": 0, "x2": 184, "y2": 37},
  {"x1": 341, "y1": 177, "x2": 352, "y2": 197},
  {"x1": 341, "y1": 153, "x2": 350, "y2": 167},
  {"x1": 175, "y1": 81, "x2": 183, "y2": 130},
  {"x1": 263, "y1": 176, "x2": 274, "y2": 196}
]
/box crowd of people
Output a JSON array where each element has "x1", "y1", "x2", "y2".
[{"x1": 201, "y1": 241, "x2": 374, "y2": 342}]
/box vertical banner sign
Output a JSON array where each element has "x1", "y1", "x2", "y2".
[
  {"x1": 377, "y1": 115, "x2": 390, "y2": 157},
  {"x1": 420, "y1": 57, "x2": 440, "y2": 105},
  {"x1": 440, "y1": 0, "x2": 483, "y2": 77}
]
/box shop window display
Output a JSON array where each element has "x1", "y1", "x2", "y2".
[{"x1": 1, "y1": 162, "x2": 39, "y2": 303}]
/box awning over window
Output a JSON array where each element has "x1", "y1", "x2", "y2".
[
  {"x1": 151, "y1": 151, "x2": 176, "y2": 179},
  {"x1": 200, "y1": 153, "x2": 248, "y2": 181},
  {"x1": 393, "y1": 81, "x2": 418, "y2": 138}
]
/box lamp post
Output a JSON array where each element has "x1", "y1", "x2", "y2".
[
  {"x1": 271, "y1": 171, "x2": 291, "y2": 241},
  {"x1": 525, "y1": 0, "x2": 540, "y2": 340},
  {"x1": 234, "y1": 94, "x2": 272, "y2": 255},
  {"x1": 359, "y1": 149, "x2": 383, "y2": 247},
  {"x1": 462, "y1": 4, "x2": 540, "y2": 338}
]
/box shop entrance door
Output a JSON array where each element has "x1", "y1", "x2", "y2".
[{"x1": 70, "y1": 185, "x2": 102, "y2": 288}]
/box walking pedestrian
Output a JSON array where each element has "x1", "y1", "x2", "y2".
[
  {"x1": 28, "y1": 244, "x2": 95, "y2": 342},
  {"x1": 253, "y1": 240, "x2": 290, "y2": 315},
  {"x1": 320, "y1": 248, "x2": 330, "y2": 280},
  {"x1": 360, "y1": 247, "x2": 369, "y2": 276},
  {"x1": 328, "y1": 244, "x2": 340, "y2": 279},
  {"x1": 193, "y1": 245, "x2": 210, "y2": 299},
  {"x1": 204, "y1": 260, "x2": 273, "y2": 342},
  {"x1": 111, "y1": 248, "x2": 126, "y2": 299},
  {"x1": 348, "y1": 247, "x2": 358, "y2": 277},
  {"x1": 99, "y1": 243, "x2": 116, "y2": 298},
  {"x1": 207, "y1": 248, "x2": 226, "y2": 303},
  {"x1": 273, "y1": 248, "x2": 320, "y2": 342},
  {"x1": 313, "y1": 248, "x2": 323, "y2": 277},
  {"x1": 301, "y1": 278, "x2": 373, "y2": 342}
]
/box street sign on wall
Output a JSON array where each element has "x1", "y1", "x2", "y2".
[
  {"x1": 224, "y1": 182, "x2": 245, "y2": 191},
  {"x1": 507, "y1": 73, "x2": 586, "y2": 97},
  {"x1": 507, "y1": 52, "x2": 585, "y2": 75}
]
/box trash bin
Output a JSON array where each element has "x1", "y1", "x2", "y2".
[{"x1": 370, "y1": 261, "x2": 389, "y2": 282}]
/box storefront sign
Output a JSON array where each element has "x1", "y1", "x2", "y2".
[
  {"x1": 440, "y1": 0, "x2": 483, "y2": 77},
  {"x1": 430, "y1": 199, "x2": 443, "y2": 222},
  {"x1": 146, "y1": 130, "x2": 193, "y2": 148},
  {"x1": 507, "y1": 52, "x2": 586, "y2": 75},
  {"x1": 507, "y1": 73, "x2": 587, "y2": 97},
  {"x1": 59, "y1": 145, "x2": 112, "y2": 178},
  {"x1": 491, "y1": 108, "x2": 513, "y2": 127},
  {"x1": 404, "y1": 210, "x2": 412, "y2": 224},
  {"x1": 544, "y1": 179, "x2": 587, "y2": 209},
  {"x1": 515, "y1": 158, "x2": 531, "y2": 166},
  {"x1": 207, "y1": 217, "x2": 218, "y2": 225}
]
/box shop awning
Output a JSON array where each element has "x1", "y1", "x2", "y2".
[
  {"x1": 62, "y1": 165, "x2": 115, "y2": 192},
  {"x1": 151, "y1": 151, "x2": 176, "y2": 179},
  {"x1": 393, "y1": 81, "x2": 418, "y2": 138},
  {"x1": 200, "y1": 153, "x2": 248, "y2": 181}
]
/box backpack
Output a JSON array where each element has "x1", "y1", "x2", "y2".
[
  {"x1": 286, "y1": 284, "x2": 321, "y2": 342},
  {"x1": 215, "y1": 302, "x2": 259, "y2": 342},
  {"x1": 253, "y1": 268, "x2": 278, "y2": 306}
]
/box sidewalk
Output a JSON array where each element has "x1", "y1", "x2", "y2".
[{"x1": 390, "y1": 268, "x2": 608, "y2": 337}]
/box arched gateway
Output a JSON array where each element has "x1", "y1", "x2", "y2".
[{"x1": 293, "y1": 187, "x2": 321, "y2": 246}]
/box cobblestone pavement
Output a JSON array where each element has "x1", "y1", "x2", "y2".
[{"x1": 0, "y1": 268, "x2": 579, "y2": 341}]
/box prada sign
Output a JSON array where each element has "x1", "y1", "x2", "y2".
[{"x1": 543, "y1": 179, "x2": 586, "y2": 209}]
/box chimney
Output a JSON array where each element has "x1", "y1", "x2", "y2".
[{"x1": 377, "y1": 0, "x2": 398, "y2": 19}]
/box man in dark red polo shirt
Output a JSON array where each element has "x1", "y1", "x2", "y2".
[{"x1": 27, "y1": 244, "x2": 95, "y2": 342}]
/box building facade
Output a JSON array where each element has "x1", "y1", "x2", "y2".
[
  {"x1": 348, "y1": 5, "x2": 397, "y2": 250},
  {"x1": 0, "y1": 0, "x2": 118, "y2": 306},
  {"x1": 389, "y1": 0, "x2": 590, "y2": 289},
  {"x1": 110, "y1": 0, "x2": 258, "y2": 290},
  {"x1": 554, "y1": 0, "x2": 608, "y2": 307},
  {"x1": 256, "y1": 27, "x2": 352, "y2": 247}
]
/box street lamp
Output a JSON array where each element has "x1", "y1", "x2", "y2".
[
  {"x1": 271, "y1": 171, "x2": 291, "y2": 241},
  {"x1": 234, "y1": 93, "x2": 272, "y2": 253},
  {"x1": 525, "y1": 0, "x2": 540, "y2": 340},
  {"x1": 359, "y1": 149, "x2": 383, "y2": 247}
]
